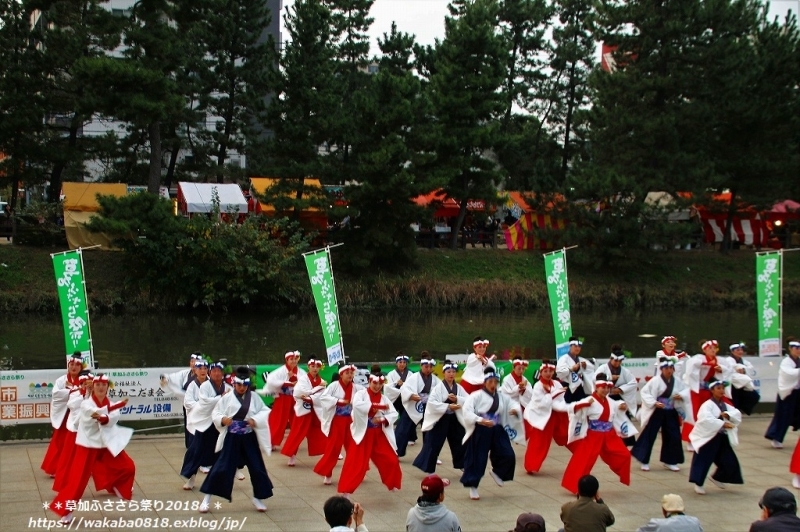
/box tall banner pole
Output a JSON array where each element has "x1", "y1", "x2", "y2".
[
  {"x1": 755, "y1": 250, "x2": 782, "y2": 357},
  {"x1": 51, "y1": 248, "x2": 95, "y2": 369},
  {"x1": 303, "y1": 245, "x2": 345, "y2": 366},
  {"x1": 544, "y1": 247, "x2": 573, "y2": 357}
]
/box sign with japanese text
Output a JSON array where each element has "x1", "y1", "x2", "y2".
[
  {"x1": 544, "y1": 248, "x2": 573, "y2": 357},
  {"x1": 756, "y1": 251, "x2": 782, "y2": 356},
  {"x1": 52, "y1": 250, "x2": 94, "y2": 368},
  {"x1": 0, "y1": 367, "x2": 184, "y2": 426},
  {"x1": 304, "y1": 248, "x2": 344, "y2": 366}
]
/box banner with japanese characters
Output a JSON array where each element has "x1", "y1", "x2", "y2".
[
  {"x1": 0, "y1": 367, "x2": 184, "y2": 426},
  {"x1": 52, "y1": 249, "x2": 94, "y2": 368},
  {"x1": 756, "y1": 251, "x2": 782, "y2": 357},
  {"x1": 544, "y1": 248, "x2": 573, "y2": 357},
  {"x1": 304, "y1": 248, "x2": 345, "y2": 366}
]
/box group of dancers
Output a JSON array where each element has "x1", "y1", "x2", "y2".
[{"x1": 40, "y1": 335, "x2": 800, "y2": 521}]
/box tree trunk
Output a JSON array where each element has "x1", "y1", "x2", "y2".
[
  {"x1": 449, "y1": 197, "x2": 469, "y2": 249},
  {"x1": 293, "y1": 177, "x2": 305, "y2": 221},
  {"x1": 48, "y1": 120, "x2": 81, "y2": 203},
  {"x1": 163, "y1": 127, "x2": 180, "y2": 190},
  {"x1": 147, "y1": 121, "x2": 162, "y2": 194},
  {"x1": 721, "y1": 189, "x2": 737, "y2": 254},
  {"x1": 561, "y1": 55, "x2": 577, "y2": 180}
]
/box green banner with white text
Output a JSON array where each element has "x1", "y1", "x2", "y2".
[
  {"x1": 756, "y1": 251, "x2": 781, "y2": 356},
  {"x1": 52, "y1": 250, "x2": 94, "y2": 367},
  {"x1": 304, "y1": 248, "x2": 344, "y2": 366},
  {"x1": 545, "y1": 248, "x2": 572, "y2": 357}
]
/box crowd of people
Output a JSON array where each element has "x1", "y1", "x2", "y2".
[{"x1": 39, "y1": 335, "x2": 800, "y2": 530}]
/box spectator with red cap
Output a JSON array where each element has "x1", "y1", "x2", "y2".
[{"x1": 406, "y1": 474, "x2": 461, "y2": 532}]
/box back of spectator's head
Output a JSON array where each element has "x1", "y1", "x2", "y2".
[
  {"x1": 578, "y1": 475, "x2": 599, "y2": 498},
  {"x1": 510, "y1": 512, "x2": 545, "y2": 532},
  {"x1": 759, "y1": 487, "x2": 797, "y2": 516},
  {"x1": 323, "y1": 495, "x2": 354, "y2": 527},
  {"x1": 661, "y1": 494, "x2": 684, "y2": 514},
  {"x1": 420, "y1": 474, "x2": 450, "y2": 503}
]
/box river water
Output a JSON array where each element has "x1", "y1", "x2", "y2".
[{"x1": 3, "y1": 308, "x2": 799, "y2": 371}]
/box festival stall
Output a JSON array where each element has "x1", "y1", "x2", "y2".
[
  {"x1": 249, "y1": 177, "x2": 328, "y2": 231},
  {"x1": 176, "y1": 182, "x2": 248, "y2": 220},
  {"x1": 62, "y1": 182, "x2": 128, "y2": 250}
]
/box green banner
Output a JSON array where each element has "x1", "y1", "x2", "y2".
[
  {"x1": 544, "y1": 248, "x2": 572, "y2": 357},
  {"x1": 756, "y1": 251, "x2": 781, "y2": 356},
  {"x1": 52, "y1": 250, "x2": 93, "y2": 367},
  {"x1": 304, "y1": 248, "x2": 344, "y2": 366}
]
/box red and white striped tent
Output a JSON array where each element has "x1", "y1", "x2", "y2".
[{"x1": 700, "y1": 214, "x2": 770, "y2": 247}]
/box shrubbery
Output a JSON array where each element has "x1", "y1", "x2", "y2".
[{"x1": 87, "y1": 193, "x2": 311, "y2": 309}]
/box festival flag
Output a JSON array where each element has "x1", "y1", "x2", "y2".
[
  {"x1": 756, "y1": 251, "x2": 782, "y2": 356},
  {"x1": 544, "y1": 248, "x2": 573, "y2": 356},
  {"x1": 304, "y1": 247, "x2": 345, "y2": 366},
  {"x1": 52, "y1": 249, "x2": 94, "y2": 368}
]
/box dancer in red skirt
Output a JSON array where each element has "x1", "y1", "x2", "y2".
[
  {"x1": 282, "y1": 356, "x2": 327, "y2": 466},
  {"x1": 338, "y1": 366, "x2": 402, "y2": 496},
  {"x1": 561, "y1": 373, "x2": 637, "y2": 494},
  {"x1": 523, "y1": 360, "x2": 569, "y2": 474},
  {"x1": 314, "y1": 364, "x2": 363, "y2": 485},
  {"x1": 53, "y1": 370, "x2": 94, "y2": 491},
  {"x1": 41, "y1": 352, "x2": 84, "y2": 477},
  {"x1": 261, "y1": 350, "x2": 304, "y2": 448},
  {"x1": 460, "y1": 337, "x2": 496, "y2": 395},
  {"x1": 50, "y1": 374, "x2": 135, "y2": 524}
]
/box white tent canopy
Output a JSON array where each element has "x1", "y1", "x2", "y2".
[{"x1": 178, "y1": 182, "x2": 248, "y2": 214}]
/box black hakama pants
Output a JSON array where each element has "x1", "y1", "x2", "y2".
[
  {"x1": 180, "y1": 425, "x2": 220, "y2": 478},
  {"x1": 199, "y1": 431, "x2": 273, "y2": 502},
  {"x1": 395, "y1": 408, "x2": 422, "y2": 457},
  {"x1": 689, "y1": 432, "x2": 743, "y2": 487},
  {"x1": 563, "y1": 385, "x2": 588, "y2": 404},
  {"x1": 731, "y1": 387, "x2": 760, "y2": 416},
  {"x1": 413, "y1": 413, "x2": 465, "y2": 473},
  {"x1": 460, "y1": 424, "x2": 515, "y2": 488},
  {"x1": 765, "y1": 389, "x2": 800, "y2": 443},
  {"x1": 631, "y1": 408, "x2": 684, "y2": 466}
]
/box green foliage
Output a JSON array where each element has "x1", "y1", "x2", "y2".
[{"x1": 87, "y1": 193, "x2": 311, "y2": 309}]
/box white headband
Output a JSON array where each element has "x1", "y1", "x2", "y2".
[
  {"x1": 569, "y1": 339, "x2": 583, "y2": 347},
  {"x1": 420, "y1": 358, "x2": 436, "y2": 366},
  {"x1": 473, "y1": 339, "x2": 490, "y2": 347},
  {"x1": 194, "y1": 360, "x2": 209, "y2": 368},
  {"x1": 729, "y1": 343, "x2": 744, "y2": 351},
  {"x1": 93, "y1": 374, "x2": 109, "y2": 383},
  {"x1": 285, "y1": 350, "x2": 301, "y2": 359},
  {"x1": 338, "y1": 364, "x2": 357, "y2": 375},
  {"x1": 708, "y1": 379, "x2": 727, "y2": 389},
  {"x1": 442, "y1": 362, "x2": 458, "y2": 371},
  {"x1": 307, "y1": 359, "x2": 323, "y2": 367},
  {"x1": 395, "y1": 355, "x2": 410, "y2": 362},
  {"x1": 610, "y1": 352, "x2": 625, "y2": 361},
  {"x1": 659, "y1": 359, "x2": 675, "y2": 369},
  {"x1": 595, "y1": 380, "x2": 613, "y2": 387},
  {"x1": 540, "y1": 362, "x2": 556, "y2": 370},
  {"x1": 483, "y1": 371, "x2": 500, "y2": 381},
  {"x1": 789, "y1": 341, "x2": 800, "y2": 348},
  {"x1": 513, "y1": 359, "x2": 530, "y2": 367},
  {"x1": 233, "y1": 375, "x2": 251, "y2": 385},
  {"x1": 369, "y1": 374, "x2": 386, "y2": 383},
  {"x1": 702, "y1": 340, "x2": 719, "y2": 350},
  {"x1": 209, "y1": 362, "x2": 225, "y2": 371}
]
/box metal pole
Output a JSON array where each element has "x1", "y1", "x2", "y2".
[
  {"x1": 302, "y1": 242, "x2": 344, "y2": 257},
  {"x1": 50, "y1": 244, "x2": 102, "y2": 257},
  {"x1": 542, "y1": 244, "x2": 579, "y2": 256}
]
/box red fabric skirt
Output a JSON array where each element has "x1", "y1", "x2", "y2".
[
  {"x1": 337, "y1": 427, "x2": 402, "y2": 494},
  {"x1": 268, "y1": 394, "x2": 297, "y2": 446},
  {"x1": 41, "y1": 417, "x2": 69, "y2": 475}
]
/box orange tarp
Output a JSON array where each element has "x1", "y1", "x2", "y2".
[
  {"x1": 249, "y1": 177, "x2": 324, "y2": 214},
  {"x1": 62, "y1": 182, "x2": 127, "y2": 212}
]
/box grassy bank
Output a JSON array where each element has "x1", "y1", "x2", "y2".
[{"x1": 1, "y1": 244, "x2": 798, "y2": 313}]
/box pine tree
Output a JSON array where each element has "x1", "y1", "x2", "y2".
[
  {"x1": 337, "y1": 24, "x2": 434, "y2": 271},
  {"x1": 265, "y1": 0, "x2": 338, "y2": 212},
  {"x1": 426, "y1": 0, "x2": 508, "y2": 248},
  {"x1": 0, "y1": 0, "x2": 46, "y2": 210}
]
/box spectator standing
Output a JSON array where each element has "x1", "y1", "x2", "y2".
[
  {"x1": 750, "y1": 487, "x2": 800, "y2": 532},
  {"x1": 324, "y1": 496, "x2": 368, "y2": 532},
  {"x1": 406, "y1": 474, "x2": 462, "y2": 532},
  {"x1": 559, "y1": 475, "x2": 614, "y2": 532},
  {"x1": 635, "y1": 494, "x2": 703, "y2": 532}
]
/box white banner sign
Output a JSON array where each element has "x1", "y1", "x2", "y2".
[{"x1": 0, "y1": 367, "x2": 185, "y2": 426}]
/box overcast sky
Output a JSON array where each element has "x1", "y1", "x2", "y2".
[
  {"x1": 280, "y1": 0, "x2": 452, "y2": 55},
  {"x1": 279, "y1": 0, "x2": 798, "y2": 58}
]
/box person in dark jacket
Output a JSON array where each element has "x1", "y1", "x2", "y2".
[{"x1": 750, "y1": 487, "x2": 800, "y2": 532}]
